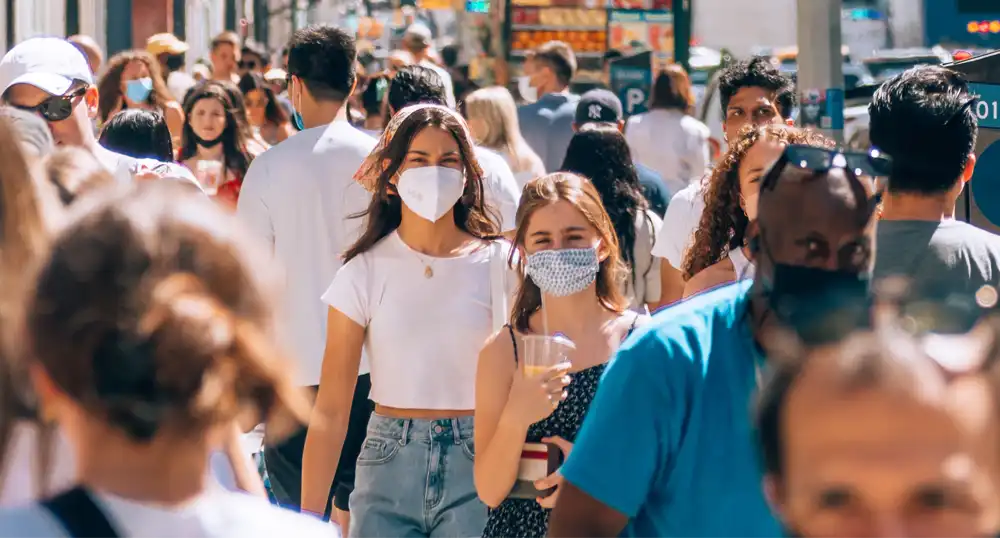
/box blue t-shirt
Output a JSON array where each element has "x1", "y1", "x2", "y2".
[{"x1": 559, "y1": 281, "x2": 779, "y2": 537}]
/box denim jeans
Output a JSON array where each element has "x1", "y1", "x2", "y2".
[{"x1": 349, "y1": 414, "x2": 486, "y2": 538}]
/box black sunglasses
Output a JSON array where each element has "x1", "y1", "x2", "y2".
[
  {"x1": 762, "y1": 145, "x2": 894, "y2": 190},
  {"x1": 239, "y1": 60, "x2": 260, "y2": 70},
  {"x1": 13, "y1": 85, "x2": 88, "y2": 122}
]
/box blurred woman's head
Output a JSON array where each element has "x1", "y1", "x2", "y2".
[
  {"x1": 347, "y1": 104, "x2": 500, "y2": 262},
  {"x1": 758, "y1": 318, "x2": 1000, "y2": 537},
  {"x1": 510, "y1": 172, "x2": 628, "y2": 331},
  {"x1": 43, "y1": 147, "x2": 116, "y2": 206},
  {"x1": 97, "y1": 50, "x2": 174, "y2": 123},
  {"x1": 560, "y1": 124, "x2": 646, "y2": 278},
  {"x1": 649, "y1": 64, "x2": 696, "y2": 114},
  {"x1": 238, "y1": 72, "x2": 287, "y2": 129},
  {"x1": 26, "y1": 182, "x2": 309, "y2": 459},
  {"x1": 682, "y1": 124, "x2": 832, "y2": 280},
  {"x1": 0, "y1": 107, "x2": 54, "y2": 158},
  {"x1": 179, "y1": 82, "x2": 253, "y2": 177},
  {"x1": 99, "y1": 109, "x2": 174, "y2": 162}
]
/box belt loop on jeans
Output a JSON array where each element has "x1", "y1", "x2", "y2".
[
  {"x1": 399, "y1": 419, "x2": 410, "y2": 447},
  {"x1": 451, "y1": 418, "x2": 461, "y2": 445}
]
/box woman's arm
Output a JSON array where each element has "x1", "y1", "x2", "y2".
[
  {"x1": 300, "y1": 308, "x2": 364, "y2": 516},
  {"x1": 163, "y1": 102, "x2": 185, "y2": 147},
  {"x1": 474, "y1": 333, "x2": 572, "y2": 508},
  {"x1": 222, "y1": 422, "x2": 267, "y2": 497},
  {"x1": 473, "y1": 335, "x2": 525, "y2": 508}
]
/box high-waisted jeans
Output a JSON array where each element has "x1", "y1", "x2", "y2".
[{"x1": 349, "y1": 414, "x2": 486, "y2": 538}]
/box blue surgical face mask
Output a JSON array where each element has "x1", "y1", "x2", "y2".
[
  {"x1": 292, "y1": 110, "x2": 304, "y2": 131},
  {"x1": 525, "y1": 247, "x2": 600, "y2": 297},
  {"x1": 125, "y1": 77, "x2": 153, "y2": 103}
]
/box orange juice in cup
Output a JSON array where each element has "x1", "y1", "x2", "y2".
[{"x1": 521, "y1": 334, "x2": 575, "y2": 378}]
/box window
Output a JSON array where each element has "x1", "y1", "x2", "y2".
[{"x1": 959, "y1": 0, "x2": 1000, "y2": 13}]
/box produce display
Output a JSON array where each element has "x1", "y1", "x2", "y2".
[
  {"x1": 511, "y1": 7, "x2": 607, "y2": 27},
  {"x1": 511, "y1": 29, "x2": 607, "y2": 53}
]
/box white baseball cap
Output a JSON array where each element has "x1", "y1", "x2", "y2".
[{"x1": 0, "y1": 37, "x2": 94, "y2": 97}]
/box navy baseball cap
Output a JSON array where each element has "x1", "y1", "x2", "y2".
[{"x1": 575, "y1": 89, "x2": 623, "y2": 125}]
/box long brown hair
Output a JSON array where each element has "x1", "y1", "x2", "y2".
[
  {"x1": 0, "y1": 113, "x2": 62, "y2": 492},
  {"x1": 345, "y1": 104, "x2": 501, "y2": 262},
  {"x1": 510, "y1": 172, "x2": 630, "y2": 333},
  {"x1": 25, "y1": 182, "x2": 309, "y2": 444},
  {"x1": 682, "y1": 124, "x2": 833, "y2": 280},
  {"x1": 179, "y1": 82, "x2": 254, "y2": 179},
  {"x1": 97, "y1": 50, "x2": 175, "y2": 123}
]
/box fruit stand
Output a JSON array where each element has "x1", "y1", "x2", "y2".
[{"x1": 500, "y1": 0, "x2": 676, "y2": 90}]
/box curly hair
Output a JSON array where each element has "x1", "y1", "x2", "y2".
[{"x1": 681, "y1": 124, "x2": 833, "y2": 280}]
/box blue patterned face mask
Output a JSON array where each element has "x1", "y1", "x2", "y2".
[{"x1": 525, "y1": 247, "x2": 600, "y2": 297}]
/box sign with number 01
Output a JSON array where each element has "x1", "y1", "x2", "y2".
[{"x1": 970, "y1": 83, "x2": 1000, "y2": 129}]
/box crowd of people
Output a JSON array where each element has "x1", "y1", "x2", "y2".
[{"x1": 0, "y1": 14, "x2": 995, "y2": 538}]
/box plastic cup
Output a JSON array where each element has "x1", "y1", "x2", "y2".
[
  {"x1": 521, "y1": 334, "x2": 575, "y2": 378},
  {"x1": 195, "y1": 160, "x2": 224, "y2": 195}
]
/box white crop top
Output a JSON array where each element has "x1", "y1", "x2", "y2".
[{"x1": 322, "y1": 232, "x2": 515, "y2": 410}]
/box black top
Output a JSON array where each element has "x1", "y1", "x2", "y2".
[{"x1": 482, "y1": 317, "x2": 639, "y2": 538}]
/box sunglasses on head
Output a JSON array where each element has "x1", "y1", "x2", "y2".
[
  {"x1": 12, "y1": 84, "x2": 88, "y2": 122},
  {"x1": 761, "y1": 145, "x2": 894, "y2": 191}
]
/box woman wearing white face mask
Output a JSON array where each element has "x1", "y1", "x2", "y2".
[
  {"x1": 473, "y1": 172, "x2": 647, "y2": 538},
  {"x1": 300, "y1": 104, "x2": 512, "y2": 537}
]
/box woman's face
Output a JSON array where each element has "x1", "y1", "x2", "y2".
[
  {"x1": 776, "y1": 346, "x2": 1000, "y2": 538},
  {"x1": 189, "y1": 98, "x2": 227, "y2": 142},
  {"x1": 523, "y1": 200, "x2": 601, "y2": 255},
  {"x1": 120, "y1": 59, "x2": 152, "y2": 103},
  {"x1": 738, "y1": 136, "x2": 786, "y2": 221},
  {"x1": 244, "y1": 89, "x2": 267, "y2": 127},
  {"x1": 396, "y1": 126, "x2": 463, "y2": 176}
]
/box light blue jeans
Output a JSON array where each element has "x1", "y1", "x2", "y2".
[{"x1": 349, "y1": 414, "x2": 486, "y2": 538}]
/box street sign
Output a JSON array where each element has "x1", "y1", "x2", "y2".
[
  {"x1": 969, "y1": 82, "x2": 1000, "y2": 129},
  {"x1": 609, "y1": 51, "x2": 652, "y2": 117}
]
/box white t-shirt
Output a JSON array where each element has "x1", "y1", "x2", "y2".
[
  {"x1": 652, "y1": 181, "x2": 704, "y2": 270},
  {"x1": 0, "y1": 423, "x2": 75, "y2": 508},
  {"x1": 94, "y1": 144, "x2": 138, "y2": 185},
  {"x1": 474, "y1": 146, "x2": 521, "y2": 232},
  {"x1": 625, "y1": 109, "x2": 710, "y2": 189},
  {"x1": 0, "y1": 422, "x2": 262, "y2": 508},
  {"x1": 167, "y1": 70, "x2": 198, "y2": 102},
  {"x1": 0, "y1": 485, "x2": 338, "y2": 538},
  {"x1": 651, "y1": 180, "x2": 753, "y2": 278},
  {"x1": 322, "y1": 233, "x2": 515, "y2": 410},
  {"x1": 236, "y1": 120, "x2": 378, "y2": 386}
]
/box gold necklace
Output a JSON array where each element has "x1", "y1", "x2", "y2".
[{"x1": 414, "y1": 254, "x2": 437, "y2": 278}]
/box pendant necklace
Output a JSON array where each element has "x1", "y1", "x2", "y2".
[{"x1": 415, "y1": 254, "x2": 437, "y2": 278}]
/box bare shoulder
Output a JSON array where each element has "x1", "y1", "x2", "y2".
[
  {"x1": 478, "y1": 324, "x2": 518, "y2": 377},
  {"x1": 684, "y1": 258, "x2": 737, "y2": 298}
]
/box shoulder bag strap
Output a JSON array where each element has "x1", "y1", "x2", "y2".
[
  {"x1": 42, "y1": 487, "x2": 122, "y2": 538},
  {"x1": 490, "y1": 240, "x2": 508, "y2": 333}
]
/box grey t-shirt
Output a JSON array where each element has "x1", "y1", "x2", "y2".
[
  {"x1": 517, "y1": 93, "x2": 579, "y2": 173},
  {"x1": 874, "y1": 219, "x2": 1000, "y2": 297}
]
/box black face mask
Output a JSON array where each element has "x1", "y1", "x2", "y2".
[
  {"x1": 763, "y1": 263, "x2": 872, "y2": 345},
  {"x1": 191, "y1": 132, "x2": 224, "y2": 148}
]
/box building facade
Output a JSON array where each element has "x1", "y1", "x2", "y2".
[{"x1": 0, "y1": 0, "x2": 293, "y2": 68}]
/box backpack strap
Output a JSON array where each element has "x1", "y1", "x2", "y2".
[
  {"x1": 490, "y1": 240, "x2": 509, "y2": 333},
  {"x1": 42, "y1": 487, "x2": 121, "y2": 538}
]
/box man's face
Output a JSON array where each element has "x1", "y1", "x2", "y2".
[
  {"x1": 5, "y1": 83, "x2": 94, "y2": 148},
  {"x1": 523, "y1": 59, "x2": 549, "y2": 90},
  {"x1": 211, "y1": 43, "x2": 239, "y2": 74},
  {"x1": 753, "y1": 167, "x2": 876, "y2": 276},
  {"x1": 775, "y1": 345, "x2": 1000, "y2": 537},
  {"x1": 724, "y1": 86, "x2": 782, "y2": 142},
  {"x1": 240, "y1": 52, "x2": 265, "y2": 75}
]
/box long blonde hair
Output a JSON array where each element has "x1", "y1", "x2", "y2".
[{"x1": 464, "y1": 86, "x2": 543, "y2": 176}]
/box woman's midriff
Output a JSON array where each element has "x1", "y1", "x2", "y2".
[{"x1": 374, "y1": 404, "x2": 474, "y2": 419}]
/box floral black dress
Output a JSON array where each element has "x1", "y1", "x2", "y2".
[{"x1": 482, "y1": 319, "x2": 636, "y2": 538}]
